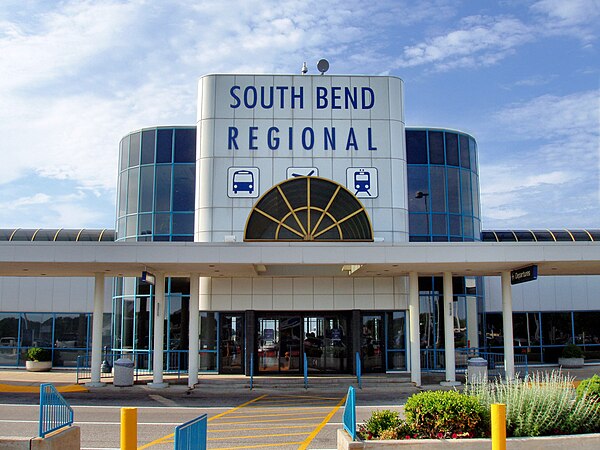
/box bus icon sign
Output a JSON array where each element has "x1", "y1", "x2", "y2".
[
  {"x1": 228, "y1": 167, "x2": 259, "y2": 198},
  {"x1": 346, "y1": 167, "x2": 378, "y2": 198}
]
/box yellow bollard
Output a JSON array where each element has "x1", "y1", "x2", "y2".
[
  {"x1": 121, "y1": 407, "x2": 137, "y2": 450},
  {"x1": 491, "y1": 403, "x2": 506, "y2": 450}
]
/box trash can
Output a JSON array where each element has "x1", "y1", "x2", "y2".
[
  {"x1": 113, "y1": 357, "x2": 134, "y2": 387},
  {"x1": 467, "y1": 357, "x2": 488, "y2": 383}
]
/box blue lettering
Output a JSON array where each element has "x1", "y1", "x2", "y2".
[
  {"x1": 261, "y1": 86, "x2": 274, "y2": 109},
  {"x1": 345, "y1": 87, "x2": 358, "y2": 109},
  {"x1": 249, "y1": 127, "x2": 258, "y2": 150},
  {"x1": 267, "y1": 127, "x2": 279, "y2": 150},
  {"x1": 361, "y1": 87, "x2": 374, "y2": 109},
  {"x1": 316, "y1": 87, "x2": 327, "y2": 109},
  {"x1": 229, "y1": 86, "x2": 241, "y2": 108},
  {"x1": 228, "y1": 127, "x2": 239, "y2": 150},
  {"x1": 368, "y1": 128, "x2": 377, "y2": 151},
  {"x1": 331, "y1": 86, "x2": 341, "y2": 109},
  {"x1": 244, "y1": 86, "x2": 257, "y2": 108},
  {"x1": 324, "y1": 128, "x2": 336, "y2": 150},
  {"x1": 291, "y1": 86, "x2": 304, "y2": 109},
  {"x1": 276, "y1": 86, "x2": 288, "y2": 108},
  {"x1": 288, "y1": 127, "x2": 293, "y2": 150},
  {"x1": 346, "y1": 127, "x2": 358, "y2": 150},
  {"x1": 302, "y1": 127, "x2": 314, "y2": 150}
]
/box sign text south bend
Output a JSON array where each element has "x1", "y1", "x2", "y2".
[{"x1": 227, "y1": 84, "x2": 379, "y2": 152}]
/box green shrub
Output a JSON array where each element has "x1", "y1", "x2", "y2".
[
  {"x1": 562, "y1": 344, "x2": 584, "y2": 359},
  {"x1": 576, "y1": 374, "x2": 600, "y2": 402},
  {"x1": 26, "y1": 347, "x2": 51, "y2": 362},
  {"x1": 358, "y1": 410, "x2": 402, "y2": 439},
  {"x1": 465, "y1": 371, "x2": 599, "y2": 436},
  {"x1": 403, "y1": 390, "x2": 487, "y2": 439}
]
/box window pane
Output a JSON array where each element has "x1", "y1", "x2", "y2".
[
  {"x1": 407, "y1": 166, "x2": 429, "y2": 212},
  {"x1": 428, "y1": 131, "x2": 444, "y2": 164},
  {"x1": 125, "y1": 215, "x2": 137, "y2": 238},
  {"x1": 120, "y1": 136, "x2": 129, "y2": 171},
  {"x1": 129, "y1": 132, "x2": 141, "y2": 167},
  {"x1": 174, "y1": 129, "x2": 196, "y2": 163},
  {"x1": 469, "y1": 138, "x2": 477, "y2": 170},
  {"x1": 172, "y1": 165, "x2": 195, "y2": 211},
  {"x1": 485, "y1": 313, "x2": 503, "y2": 348},
  {"x1": 471, "y1": 173, "x2": 480, "y2": 218},
  {"x1": 462, "y1": 216, "x2": 474, "y2": 238},
  {"x1": 406, "y1": 130, "x2": 427, "y2": 164},
  {"x1": 574, "y1": 311, "x2": 600, "y2": 345},
  {"x1": 409, "y1": 213, "x2": 429, "y2": 235},
  {"x1": 118, "y1": 172, "x2": 127, "y2": 218},
  {"x1": 461, "y1": 169, "x2": 472, "y2": 215},
  {"x1": 54, "y1": 314, "x2": 88, "y2": 348},
  {"x1": 138, "y1": 213, "x2": 153, "y2": 238},
  {"x1": 155, "y1": 165, "x2": 171, "y2": 212},
  {"x1": 445, "y1": 133, "x2": 459, "y2": 166},
  {"x1": 449, "y1": 214, "x2": 462, "y2": 236},
  {"x1": 430, "y1": 166, "x2": 446, "y2": 212},
  {"x1": 126, "y1": 168, "x2": 139, "y2": 214},
  {"x1": 172, "y1": 213, "x2": 194, "y2": 235},
  {"x1": 432, "y1": 214, "x2": 447, "y2": 236},
  {"x1": 542, "y1": 312, "x2": 572, "y2": 346},
  {"x1": 154, "y1": 213, "x2": 170, "y2": 235},
  {"x1": 20, "y1": 313, "x2": 53, "y2": 348},
  {"x1": 459, "y1": 135, "x2": 470, "y2": 168},
  {"x1": 199, "y1": 312, "x2": 217, "y2": 350},
  {"x1": 447, "y1": 168, "x2": 460, "y2": 213},
  {"x1": 141, "y1": 129, "x2": 155, "y2": 165},
  {"x1": 156, "y1": 129, "x2": 173, "y2": 163},
  {"x1": 139, "y1": 166, "x2": 154, "y2": 213}
]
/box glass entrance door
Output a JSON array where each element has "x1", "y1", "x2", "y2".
[
  {"x1": 220, "y1": 314, "x2": 244, "y2": 374},
  {"x1": 258, "y1": 316, "x2": 301, "y2": 374},
  {"x1": 303, "y1": 316, "x2": 349, "y2": 373},
  {"x1": 361, "y1": 314, "x2": 385, "y2": 372}
]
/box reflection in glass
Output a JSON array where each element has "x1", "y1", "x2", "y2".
[
  {"x1": 428, "y1": 131, "x2": 444, "y2": 165},
  {"x1": 445, "y1": 133, "x2": 459, "y2": 166}
]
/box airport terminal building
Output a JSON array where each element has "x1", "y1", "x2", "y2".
[{"x1": 0, "y1": 73, "x2": 598, "y2": 384}]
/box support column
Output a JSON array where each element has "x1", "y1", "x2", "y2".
[
  {"x1": 87, "y1": 273, "x2": 105, "y2": 387},
  {"x1": 442, "y1": 272, "x2": 459, "y2": 385},
  {"x1": 149, "y1": 273, "x2": 168, "y2": 388},
  {"x1": 409, "y1": 272, "x2": 421, "y2": 386},
  {"x1": 501, "y1": 271, "x2": 515, "y2": 380},
  {"x1": 188, "y1": 274, "x2": 200, "y2": 388}
]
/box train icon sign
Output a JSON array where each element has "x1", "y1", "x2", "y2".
[
  {"x1": 228, "y1": 167, "x2": 259, "y2": 198},
  {"x1": 346, "y1": 167, "x2": 378, "y2": 198}
]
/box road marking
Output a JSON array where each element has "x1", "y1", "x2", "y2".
[
  {"x1": 297, "y1": 395, "x2": 346, "y2": 450},
  {"x1": 212, "y1": 442, "x2": 305, "y2": 450},
  {"x1": 209, "y1": 431, "x2": 310, "y2": 441}
]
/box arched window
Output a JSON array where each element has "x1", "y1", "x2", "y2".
[{"x1": 244, "y1": 177, "x2": 373, "y2": 241}]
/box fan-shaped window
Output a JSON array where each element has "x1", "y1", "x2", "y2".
[{"x1": 244, "y1": 177, "x2": 373, "y2": 241}]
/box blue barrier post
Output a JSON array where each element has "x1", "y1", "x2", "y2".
[
  {"x1": 174, "y1": 413, "x2": 207, "y2": 450},
  {"x1": 250, "y1": 353, "x2": 254, "y2": 390},
  {"x1": 355, "y1": 352, "x2": 362, "y2": 389},
  {"x1": 303, "y1": 353, "x2": 308, "y2": 389},
  {"x1": 343, "y1": 386, "x2": 357, "y2": 440},
  {"x1": 39, "y1": 383, "x2": 74, "y2": 438}
]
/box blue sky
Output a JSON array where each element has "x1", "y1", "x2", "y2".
[{"x1": 0, "y1": 0, "x2": 598, "y2": 230}]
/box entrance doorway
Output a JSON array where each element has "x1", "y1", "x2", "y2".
[
  {"x1": 303, "y1": 315, "x2": 349, "y2": 373},
  {"x1": 220, "y1": 314, "x2": 244, "y2": 374},
  {"x1": 360, "y1": 314, "x2": 385, "y2": 372},
  {"x1": 258, "y1": 316, "x2": 302, "y2": 373}
]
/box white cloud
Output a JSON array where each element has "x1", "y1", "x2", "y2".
[{"x1": 531, "y1": 0, "x2": 600, "y2": 42}]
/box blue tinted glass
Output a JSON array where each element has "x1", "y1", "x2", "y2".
[
  {"x1": 461, "y1": 170, "x2": 472, "y2": 215},
  {"x1": 141, "y1": 130, "x2": 155, "y2": 165},
  {"x1": 409, "y1": 213, "x2": 429, "y2": 235},
  {"x1": 407, "y1": 166, "x2": 429, "y2": 212},
  {"x1": 155, "y1": 166, "x2": 171, "y2": 212},
  {"x1": 120, "y1": 136, "x2": 129, "y2": 171},
  {"x1": 471, "y1": 172, "x2": 480, "y2": 218},
  {"x1": 428, "y1": 131, "x2": 444, "y2": 165},
  {"x1": 172, "y1": 213, "x2": 194, "y2": 234},
  {"x1": 118, "y1": 172, "x2": 127, "y2": 218},
  {"x1": 447, "y1": 168, "x2": 460, "y2": 213},
  {"x1": 153, "y1": 235, "x2": 170, "y2": 242},
  {"x1": 445, "y1": 133, "x2": 459, "y2": 166},
  {"x1": 469, "y1": 138, "x2": 477, "y2": 170},
  {"x1": 449, "y1": 215, "x2": 462, "y2": 236},
  {"x1": 172, "y1": 165, "x2": 195, "y2": 211},
  {"x1": 139, "y1": 166, "x2": 154, "y2": 213},
  {"x1": 156, "y1": 129, "x2": 173, "y2": 163},
  {"x1": 174, "y1": 129, "x2": 196, "y2": 163},
  {"x1": 129, "y1": 132, "x2": 141, "y2": 167},
  {"x1": 125, "y1": 215, "x2": 137, "y2": 238},
  {"x1": 430, "y1": 166, "x2": 446, "y2": 213},
  {"x1": 138, "y1": 213, "x2": 152, "y2": 237},
  {"x1": 463, "y1": 216, "x2": 474, "y2": 238},
  {"x1": 126, "y1": 168, "x2": 139, "y2": 214},
  {"x1": 432, "y1": 214, "x2": 447, "y2": 236},
  {"x1": 459, "y1": 135, "x2": 470, "y2": 168},
  {"x1": 406, "y1": 130, "x2": 427, "y2": 164},
  {"x1": 473, "y1": 218, "x2": 481, "y2": 239},
  {"x1": 154, "y1": 213, "x2": 170, "y2": 234},
  {"x1": 116, "y1": 218, "x2": 125, "y2": 240}
]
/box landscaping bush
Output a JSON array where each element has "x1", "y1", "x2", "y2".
[
  {"x1": 465, "y1": 371, "x2": 600, "y2": 436},
  {"x1": 358, "y1": 410, "x2": 402, "y2": 439},
  {"x1": 576, "y1": 374, "x2": 600, "y2": 402},
  {"x1": 562, "y1": 343, "x2": 584, "y2": 359},
  {"x1": 403, "y1": 390, "x2": 488, "y2": 439},
  {"x1": 26, "y1": 347, "x2": 51, "y2": 362}
]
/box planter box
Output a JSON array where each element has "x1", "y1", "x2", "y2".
[
  {"x1": 25, "y1": 360, "x2": 52, "y2": 372},
  {"x1": 558, "y1": 357, "x2": 584, "y2": 368},
  {"x1": 337, "y1": 429, "x2": 600, "y2": 449}
]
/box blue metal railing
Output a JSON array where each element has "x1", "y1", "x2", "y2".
[
  {"x1": 249, "y1": 353, "x2": 254, "y2": 390},
  {"x1": 39, "y1": 383, "x2": 74, "y2": 438},
  {"x1": 355, "y1": 352, "x2": 362, "y2": 389},
  {"x1": 343, "y1": 386, "x2": 356, "y2": 441},
  {"x1": 303, "y1": 353, "x2": 308, "y2": 389},
  {"x1": 174, "y1": 413, "x2": 207, "y2": 450}
]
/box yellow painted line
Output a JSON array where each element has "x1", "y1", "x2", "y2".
[
  {"x1": 242, "y1": 405, "x2": 338, "y2": 411},
  {"x1": 0, "y1": 383, "x2": 88, "y2": 393},
  {"x1": 297, "y1": 395, "x2": 346, "y2": 450},
  {"x1": 138, "y1": 394, "x2": 267, "y2": 449},
  {"x1": 209, "y1": 416, "x2": 324, "y2": 426},
  {"x1": 208, "y1": 424, "x2": 315, "y2": 433},
  {"x1": 224, "y1": 411, "x2": 332, "y2": 419},
  {"x1": 212, "y1": 441, "x2": 304, "y2": 450},
  {"x1": 253, "y1": 394, "x2": 341, "y2": 401},
  {"x1": 209, "y1": 431, "x2": 310, "y2": 441}
]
